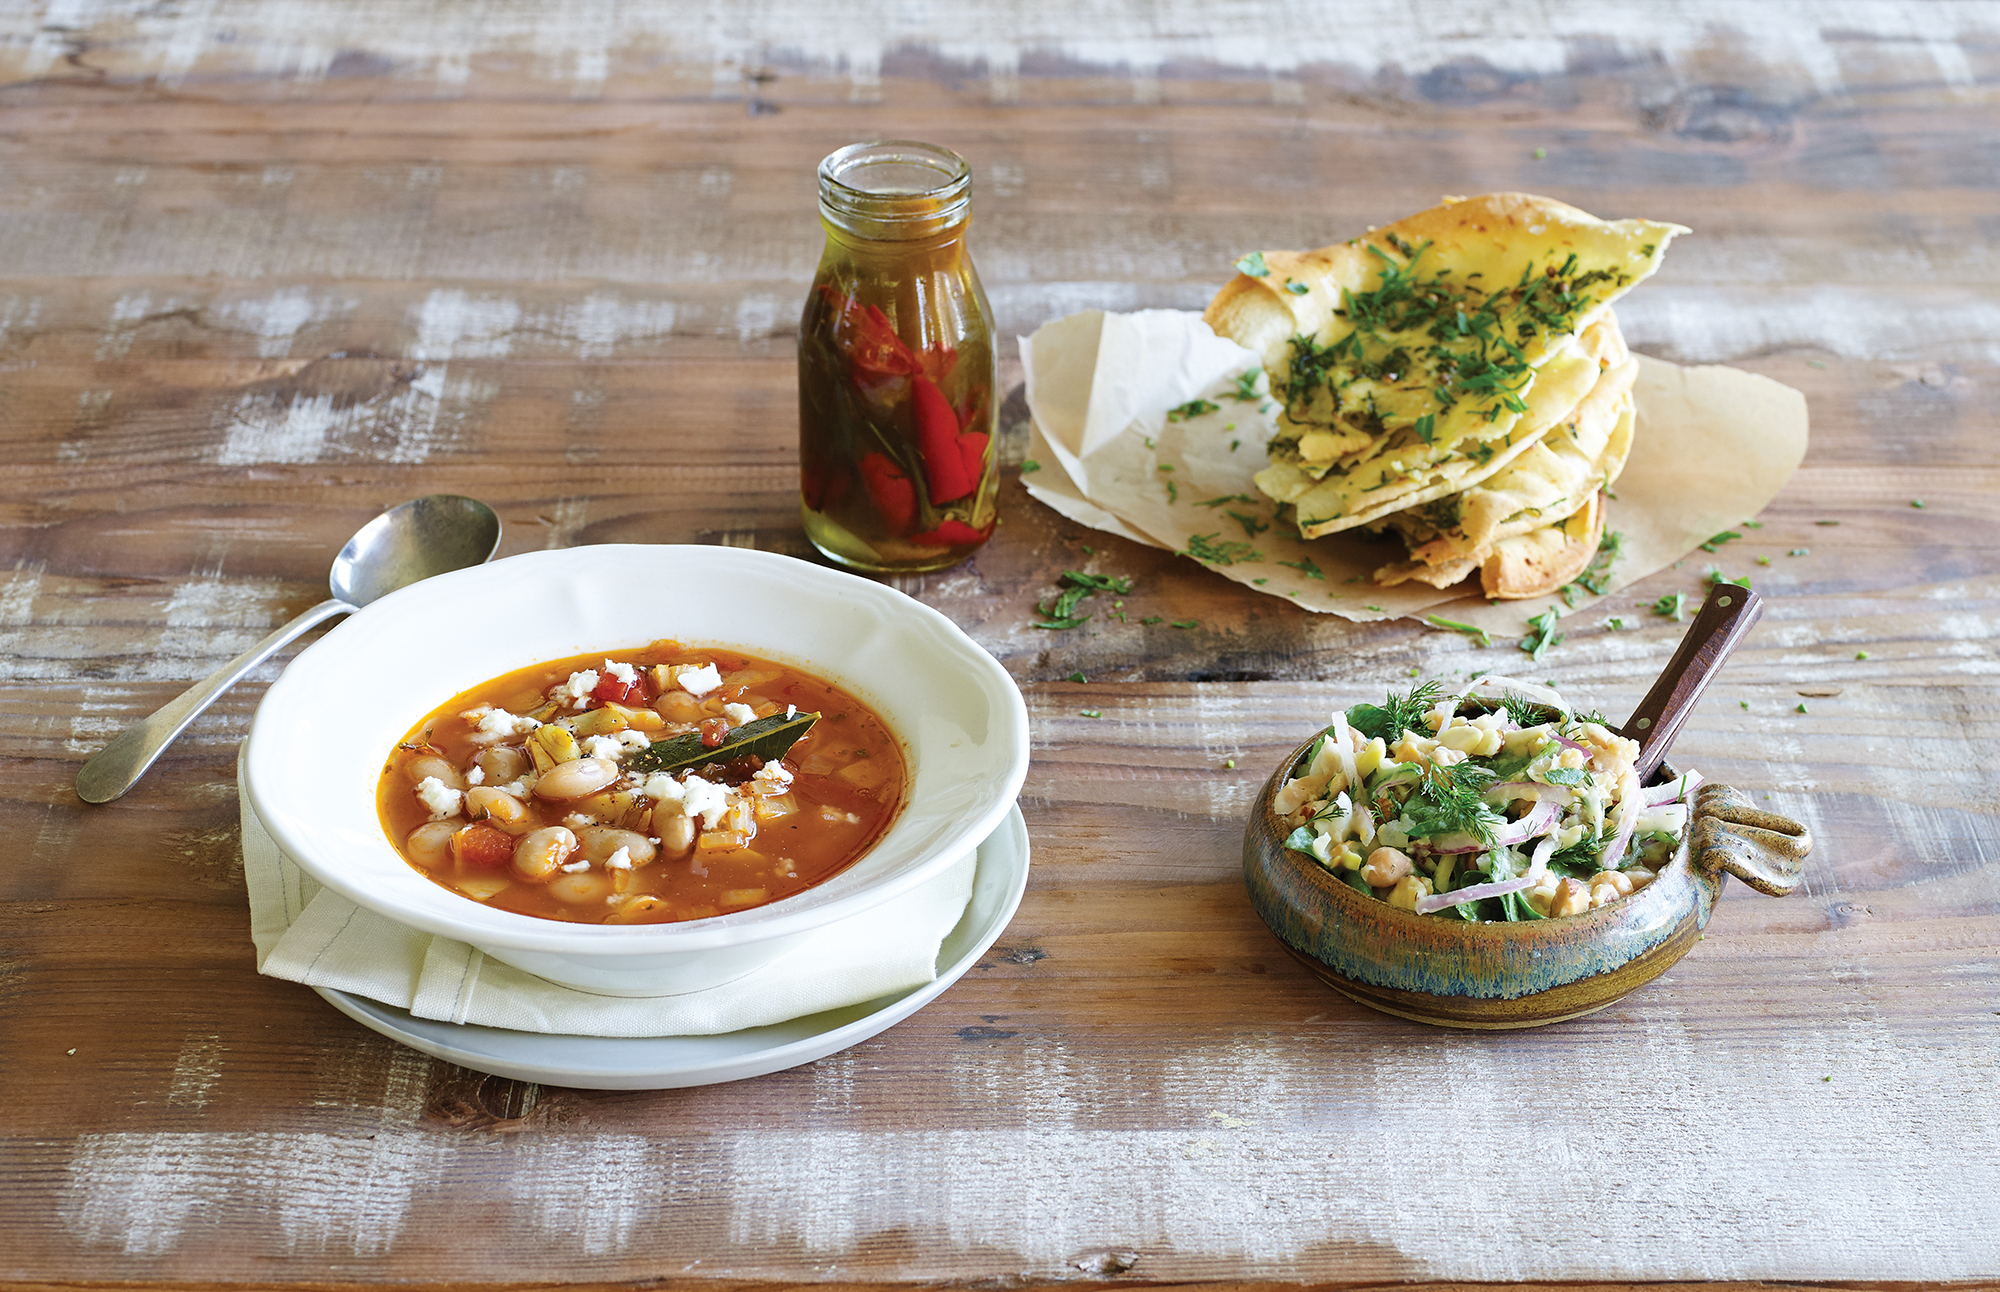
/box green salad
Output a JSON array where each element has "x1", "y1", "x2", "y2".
[{"x1": 1275, "y1": 676, "x2": 1700, "y2": 920}]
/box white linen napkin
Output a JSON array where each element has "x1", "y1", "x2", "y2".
[{"x1": 238, "y1": 744, "x2": 976, "y2": 1037}]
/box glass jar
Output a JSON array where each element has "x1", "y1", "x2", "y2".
[{"x1": 798, "y1": 140, "x2": 997, "y2": 573}]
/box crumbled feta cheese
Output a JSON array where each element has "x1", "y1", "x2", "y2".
[
  {"x1": 753, "y1": 760, "x2": 794, "y2": 791},
  {"x1": 467, "y1": 705, "x2": 540, "y2": 738},
  {"x1": 560, "y1": 669, "x2": 600, "y2": 704},
  {"x1": 676, "y1": 663, "x2": 722, "y2": 696},
  {"x1": 560, "y1": 858, "x2": 591, "y2": 873},
  {"x1": 465, "y1": 765, "x2": 485, "y2": 786},
  {"x1": 680, "y1": 773, "x2": 731, "y2": 828},
  {"x1": 602, "y1": 659, "x2": 638, "y2": 686},
  {"x1": 785, "y1": 704, "x2": 797, "y2": 719},
  {"x1": 582, "y1": 734, "x2": 626, "y2": 760},
  {"x1": 500, "y1": 780, "x2": 527, "y2": 797},
  {"x1": 415, "y1": 776, "x2": 463, "y2": 820},
  {"x1": 723, "y1": 702, "x2": 757, "y2": 726},
  {"x1": 643, "y1": 774, "x2": 684, "y2": 802},
  {"x1": 604, "y1": 846, "x2": 634, "y2": 871},
  {"x1": 617, "y1": 729, "x2": 651, "y2": 752}
]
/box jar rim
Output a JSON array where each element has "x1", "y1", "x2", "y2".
[{"x1": 818, "y1": 140, "x2": 970, "y2": 238}]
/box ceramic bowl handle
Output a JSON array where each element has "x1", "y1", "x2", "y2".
[{"x1": 1691, "y1": 783, "x2": 1812, "y2": 896}]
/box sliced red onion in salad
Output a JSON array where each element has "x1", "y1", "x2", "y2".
[
  {"x1": 1424, "y1": 797, "x2": 1560, "y2": 853},
  {"x1": 1415, "y1": 875, "x2": 1536, "y2": 914},
  {"x1": 1644, "y1": 770, "x2": 1704, "y2": 805}
]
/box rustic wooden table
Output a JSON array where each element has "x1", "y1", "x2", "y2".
[{"x1": 4, "y1": 3, "x2": 1998, "y2": 1288}]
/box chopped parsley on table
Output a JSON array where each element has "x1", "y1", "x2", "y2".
[
  {"x1": 1519, "y1": 606, "x2": 1563, "y2": 661},
  {"x1": 1425, "y1": 615, "x2": 1492, "y2": 647},
  {"x1": 1167, "y1": 398, "x2": 1220, "y2": 422},
  {"x1": 1031, "y1": 569, "x2": 1135, "y2": 631},
  {"x1": 1560, "y1": 530, "x2": 1623, "y2": 606}
]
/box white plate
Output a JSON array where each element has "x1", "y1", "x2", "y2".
[{"x1": 314, "y1": 806, "x2": 1029, "y2": 1089}]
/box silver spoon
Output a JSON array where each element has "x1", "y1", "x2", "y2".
[{"x1": 76, "y1": 495, "x2": 502, "y2": 804}]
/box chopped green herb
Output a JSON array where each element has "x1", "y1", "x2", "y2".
[
  {"x1": 1425, "y1": 615, "x2": 1492, "y2": 647},
  {"x1": 1700, "y1": 530, "x2": 1742, "y2": 552},
  {"x1": 1911, "y1": 499, "x2": 1926, "y2": 509},
  {"x1": 1276, "y1": 556, "x2": 1325, "y2": 581},
  {"x1": 1408, "y1": 666, "x2": 1421, "y2": 677},
  {"x1": 1171, "y1": 619, "x2": 1199, "y2": 629},
  {"x1": 1285, "y1": 278, "x2": 1310, "y2": 296},
  {"x1": 1230, "y1": 439, "x2": 1241, "y2": 451},
  {"x1": 1739, "y1": 700, "x2": 1749, "y2": 709},
  {"x1": 1532, "y1": 146, "x2": 1547, "y2": 159},
  {"x1": 1607, "y1": 616, "x2": 1626, "y2": 630},
  {"x1": 1195, "y1": 493, "x2": 1255, "y2": 508},
  {"x1": 1705, "y1": 565, "x2": 1751, "y2": 590},
  {"x1": 1225, "y1": 509, "x2": 1268, "y2": 539},
  {"x1": 1364, "y1": 604, "x2": 1385, "y2": 613},
  {"x1": 1167, "y1": 398, "x2": 1220, "y2": 422},
  {"x1": 1856, "y1": 651, "x2": 1870, "y2": 660},
  {"x1": 1223, "y1": 758, "x2": 1237, "y2": 769},
  {"x1": 1757, "y1": 554, "x2": 1771, "y2": 566},
  {"x1": 1742, "y1": 520, "x2": 1764, "y2": 529},
  {"x1": 1156, "y1": 462, "x2": 1175, "y2": 472},
  {"x1": 1166, "y1": 480, "x2": 1179, "y2": 502},
  {"x1": 1561, "y1": 530, "x2": 1623, "y2": 606},
  {"x1": 1519, "y1": 605, "x2": 1563, "y2": 661},
  {"x1": 1651, "y1": 592, "x2": 1686, "y2": 621},
  {"x1": 1231, "y1": 370, "x2": 1262, "y2": 402},
  {"x1": 1253, "y1": 577, "x2": 1268, "y2": 585},
  {"x1": 1347, "y1": 680, "x2": 1444, "y2": 743},
  {"x1": 1183, "y1": 532, "x2": 1263, "y2": 566},
  {"x1": 1140, "y1": 616, "x2": 1163, "y2": 625},
  {"x1": 1065, "y1": 671, "x2": 1088, "y2": 683},
  {"x1": 1796, "y1": 702, "x2": 1809, "y2": 714},
  {"x1": 1235, "y1": 251, "x2": 1269, "y2": 277},
  {"x1": 1080, "y1": 709, "x2": 1103, "y2": 719},
  {"x1": 1816, "y1": 519, "x2": 1840, "y2": 526},
  {"x1": 1790, "y1": 548, "x2": 1810, "y2": 557},
  {"x1": 1412, "y1": 412, "x2": 1436, "y2": 445},
  {"x1": 1082, "y1": 545, "x2": 1096, "y2": 555},
  {"x1": 1020, "y1": 459, "x2": 1041, "y2": 474},
  {"x1": 1031, "y1": 569, "x2": 1135, "y2": 630}
]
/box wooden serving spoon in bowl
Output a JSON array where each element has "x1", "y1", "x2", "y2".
[{"x1": 1621, "y1": 582, "x2": 1765, "y2": 782}]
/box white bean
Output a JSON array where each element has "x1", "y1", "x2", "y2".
[
  {"x1": 653, "y1": 805, "x2": 696, "y2": 856},
  {"x1": 578, "y1": 827, "x2": 656, "y2": 867},
  {"x1": 512, "y1": 826, "x2": 578, "y2": 880},
  {"x1": 476, "y1": 745, "x2": 530, "y2": 784},
  {"x1": 404, "y1": 754, "x2": 465, "y2": 791},
  {"x1": 548, "y1": 871, "x2": 614, "y2": 904},
  {"x1": 465, "y1": 787, "x2": 533, "y2": 835},
  {"x1": 404, "y1": 821, "x2": 458, "y2": 868},
  {"x1": 533, "y1": 757, "x2": 619, "y2": 801}
]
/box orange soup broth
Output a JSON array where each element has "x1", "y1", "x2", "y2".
[{"x1": 377, "y1": 643, "x2": 905, "y2": 925}]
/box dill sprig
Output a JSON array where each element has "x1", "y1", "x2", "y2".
[
  {"x1": 1346, "y1": 679, "x2": 1445, "y2": 743},
  {"x1": 1405, "y1": 759, "x2": 1502, "y2": 845}
]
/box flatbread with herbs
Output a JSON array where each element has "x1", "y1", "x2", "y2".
[{"x1": 1204, "y1": 192, "x2": 1685, "y2": 538}]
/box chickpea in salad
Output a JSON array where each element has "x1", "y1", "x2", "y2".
[{"x1": 1274, "y1": 676, "x2": 1701, "y2": 920}]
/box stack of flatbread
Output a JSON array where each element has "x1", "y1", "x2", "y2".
[{"x1": 1203, "y1": 193, "x2": 1687, "y2": 599}]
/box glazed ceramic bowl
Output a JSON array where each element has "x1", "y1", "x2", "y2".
[
  {"x1": 244, "y1": 544, "x2": 1030, "y2": 996},
  {"x1": 1242, "y1": 726, "x2": 1812, "y2": 1029}
]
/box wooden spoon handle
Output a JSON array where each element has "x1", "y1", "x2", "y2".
[{"x1": 1624, "y1": 583, "x2": 1764, "y2": 782}]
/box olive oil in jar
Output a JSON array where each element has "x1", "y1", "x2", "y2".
[{"x1": 798, "y1": 141, "x2": 997, "y2": 573}]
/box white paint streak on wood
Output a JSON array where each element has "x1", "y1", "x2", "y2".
[
  {"x1": 1620, "y1": 288, "x2": 2000, "y2": 365},
  {"x1": 512, "y1": 1135, "x2": 655, "y2": 1255},
  {"x1": 166, "y1": 1032, "x2": 225, "y2": 1110},
  {"x1": 720, "y1": 1027, "x2": 2000, "y2": 1281},
  {"x1": 215, "y1": 363, "x2": 471, "y2": 465},
  {"x1": 411, "y1": 286, "x2": 678, "y2": 359},
  {"x1": 10, "y1": 1, "x2": 1988, "y2": 94},
  {"x1": 218, "y1": 286, "x2": 354, "y2": 358},
  {"x1": 542, "y1": 496, "x2": 589, "y2": 549}
]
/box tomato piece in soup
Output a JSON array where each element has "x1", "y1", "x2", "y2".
[{"x1": 454, "y1": 822, "x2": 515, "y2": 869}]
